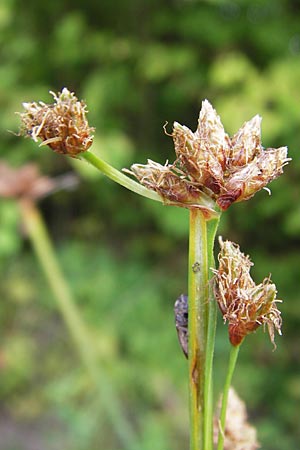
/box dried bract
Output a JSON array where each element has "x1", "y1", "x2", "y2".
[
  {"x1": 214, "y1": 387, "x2": 260, "y2": 450},
  {"x1": 128, "y1": 100, "x2": 289, "y2": 211},
  {"x1": 213, "y1": 238, "x2": 282, "y2": 347},
  {"x1": 19, "y1": 88, "x2": 94, "y2": 157}
]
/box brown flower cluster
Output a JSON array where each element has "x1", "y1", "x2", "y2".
[
  {"x1": 19, "y1": 88, "x2": 94, "y2": 157},
  {"x1": 0, "y1": 162, "x2": 55, "y2": 200},
  {"x1": 127, "y1": 159, "x2": 217, "y2": 216},
  {"x1": 0, "y1": 161, "x2": 78, "y2": 202},
  {"x1": 214, "y1": 387, "x2": 260, "y2": 450},
  {"x1": 213, "y1": 238, "x2": 282, "y2": 347},
  {"x1": 129, "y1": 100, "x2": 289, "y2": 211}
]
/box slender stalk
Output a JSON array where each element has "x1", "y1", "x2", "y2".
[
  {"x1": 80, "y1": 151, "x2": 162, "y2": 202},
  {"x1": 217, "y1": 345, "x2": 240, "y2": 450},
  {"x1": 203, "y1": 217, "x2": 221, "y2": 450},
  {"x1": 19, "y1": 198, "x2": 139, "y2": 450}
]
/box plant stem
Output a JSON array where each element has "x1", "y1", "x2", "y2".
[
  {"x1": 204, "y1": 217, "x2": 220, "y2": 450},
  {"x1": 19, "y1": 198, "x2": 139, "y2": 450},
  {"x1": 188, "y1": 210, "x2": 220, "y2": 450},
  {"x1": 217, "y1": 344, "x2": 240, "y2": 450},
  {"x1": 80, "y1": 151, "x2": 162, "y2": 202}
]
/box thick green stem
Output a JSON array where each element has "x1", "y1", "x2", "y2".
[
  {"x1": 217, "y1": 345, "x2": 240, "y2": 450},
  {"x1": 188, "y1": 210, "x2": 220, "y2": 450},
  {"x1": 80, "y1": 151, "x2": 162, "y2": 202},
  {"x1": 19, "y1": 199, "x2": 139, "y2": 450}
]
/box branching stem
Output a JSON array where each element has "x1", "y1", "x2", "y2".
[{"x1": 80, "y1": 151, "x2": 162, "y2": 202}]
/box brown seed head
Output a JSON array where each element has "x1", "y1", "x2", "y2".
[
  {"x1": 127, "y1": 159, "x2": 218, "y2": 217},
  {"x1": 0, "y1": 162, "x2": 55, "y2": 200},
  {"x1": 19, "y1": 88, "x2": 94, "y2": 157},
  {"x1": 213, "y1": 237, "x2": 282, "y2": 347},
  {"x1": 127, "y1": 100, "x2": 290, "y2": 211},
  {"x1": 173, "y1": 100, "x2": 290, "y2": 210}
]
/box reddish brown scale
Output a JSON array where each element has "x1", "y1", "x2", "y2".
[
  {"x1": 205, "y1": 175, "x2": 221, "y2": 194},
  {"x1": 229, "y1": 321, "x2": 261, "y2": 346},
  {"x1": 216, "y1": 189, "x2": 242, "y2": 210}
]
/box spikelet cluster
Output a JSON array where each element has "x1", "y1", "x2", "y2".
[
  {"x1": 213, "y1": 237, "x2": 282, "y2": 347},
  {"x1": 129, "y1": 100, "x2": 289, "y2": 211},
  {"x1": 20, "y1": 88, "x2": 94, "y2": 157}
]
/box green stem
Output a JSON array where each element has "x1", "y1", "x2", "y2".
[
  {"x1": 204, "y1": 217, "x2": 220, "y2": 450},
  {"x1": 80, "y1": 151, "x2": 162, "y2": 202},
  {"x1": 217, "y1": 345, "x2": 240, "y2": 450},
  {"x1": 188, "y1": 210, "x2": 220, "y2": 450},
  {"x1": 19, "y1": 198, "x2": 139, "y2": 450}
]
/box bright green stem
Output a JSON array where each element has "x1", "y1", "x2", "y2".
[
  {"x1": 188, "y1": 210, "x2": 220, "y2": 450},
  {"x1": 80, "y1": 151, "x2": 162, "y2": 202},
  {"x1": 217, "y1": 345, "x2": 240, "y2": 450},
  {"x1": 19, "y1": 199, "x2": 139, "y2": 450}
]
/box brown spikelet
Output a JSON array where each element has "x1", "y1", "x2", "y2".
[
  {"x1": 19, "y1": 88, "x2": 94, "y2": 157},
  {"x1": 214, "y1": 387, "x2": 260, "y2": 450},
  {"x1": 213, "y1": 237, "x2": 282, "y2": 347},
  {"x1": 126, "y1": 100, "x2": 290, "y2": 211},
  {"x1": 0, "y1": 162, "x2": 55, "y2": 200}
]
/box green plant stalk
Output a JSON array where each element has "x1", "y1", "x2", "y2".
[
  {"x1": 204, "y1": 216, "x2": 221, "y2": 449},
  {"x1": 217, "y1": 344, "x2": 240, "y2": 450},
  {"x1": 188, "y1": 209, "x2": 220, "y2": 450},
  {"x1": 19, "y1": 198, "x2": 139, "y2": 450},
  {"x1": 80, "y1": 151, "x2": 162, "y2": 202}
]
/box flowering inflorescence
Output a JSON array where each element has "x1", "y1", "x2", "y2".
[
  {"x1": 19, "y1": 88, "x2": 94, "y2": 157},
  {"x1": 17, "y1": 88, "x2": 288, "y2": 450},
  {"x1": 125, "y1": 158, "x2": 217, "y2": 216},
  {"x1": 0, "y1": 162, "x2": 55, "y2": 200},
  {"x1": 213, "y1": 237, "x2": 282, "y2": 347},
  {"x1": 0, "y1": 161, "x2": 78, "y2": 202},
  {"x1": 129, "y1": 100, "x2": 289, "y2": 212},
  {"x1": 18, "y1": 91, "x2": 290, "y2": 215}
]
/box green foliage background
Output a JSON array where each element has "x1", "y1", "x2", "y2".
[{"x1": 1, "y1": 0, "x2": 300, "y2": 449}]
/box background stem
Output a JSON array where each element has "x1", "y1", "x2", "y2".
[
  {"x1": 217, "y1": 344, "x2": 240, "y2": 450},
  {"x1": 19, "y1": 198, "x2": 139, "y2": 450}
]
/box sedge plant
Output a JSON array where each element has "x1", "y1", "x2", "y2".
[{"x1": 18, "y1": 88, "x2": 290, "y2": 450}]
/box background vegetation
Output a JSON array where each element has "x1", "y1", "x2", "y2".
[{"x1": 1, "y1": 0, "x2": 300, "y2": 449}]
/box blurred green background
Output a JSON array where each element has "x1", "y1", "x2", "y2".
[{"x1": 1, "y1": 0, "x2": 300, "y2": 449}]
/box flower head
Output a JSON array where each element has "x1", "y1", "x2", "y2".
[
  {"x1": 128, "y1": 159, "x2": 218, "y2": 217},
  {"x1": 19, "y1": 88, "x2": 94, "y2": 157},
  {"x1": 0, "y1": 161, "x2": 78, "y2": 201},
  {"x1": 128, "y1": 100, "x2": 289, "y2": 211},
  {"x1": 0, "y1": 162, "x2": 55, "y2": 200},
  {"x1": 213, "y1": 237, "x2": 282, "y2": 347}
]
